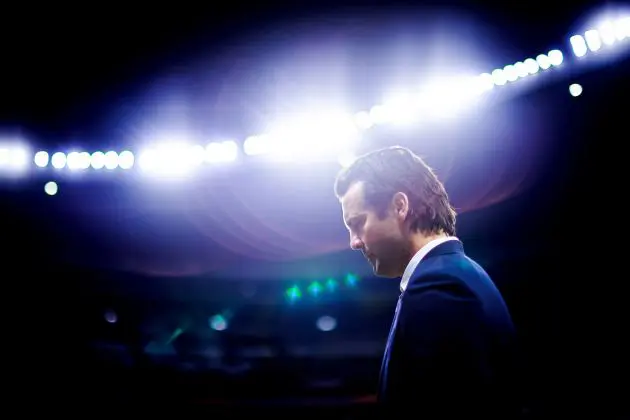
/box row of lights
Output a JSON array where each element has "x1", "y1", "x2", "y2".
[
  {"x1": 3, "y1": 49, "x2": 565, "y2": 179},
  {"x1": 570, "y1": 17, "x2": 630, "y2": 57},
  {"x1": 39, "y1": 80, "x2": 587, "y2": 197},
  {"x1": 1, "y1": 15, "x2": 628, "y2": 182},
  {"x1": 285, "y1": 274, "x2": 360, "y2": 304}
]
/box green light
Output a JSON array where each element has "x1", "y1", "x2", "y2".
[
  {"x1": 307, "y1": 281, "x2": 322, "y2": 297},
  {"x1": 325, "y1": 278, "x2": 337, "y2": 292},
  {"x1": 167, "y1": 327, "x2": 184, "y2": 343},
  {"x1": 345, "y1": 273, "x2": 359, "y2": 287},
  {"x1": 285, "y1": 286, "x2": 302, "y2": 302},
  {"x1": 209, "y1": 314, "x2": 227, "y2": 331}
]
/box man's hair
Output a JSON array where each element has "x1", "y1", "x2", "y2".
[{"x1": 334, "y1": 146, "x2": 456, "y2": 236}]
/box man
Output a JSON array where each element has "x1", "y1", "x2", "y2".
[{"x1": 335, "y1": 146, "x2": 520, "y2": 417}]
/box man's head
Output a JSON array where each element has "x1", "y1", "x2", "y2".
[{"x1": 334, "y1": 146, "x2": 456, "y2": 278}]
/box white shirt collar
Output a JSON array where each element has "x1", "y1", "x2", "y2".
[{"x1": 400, "y1": 236, "x2": 459, "y2": 292}]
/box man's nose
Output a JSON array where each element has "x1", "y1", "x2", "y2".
[{"x1": 350, "y1": 237, "x2": 364, "y2": 250}]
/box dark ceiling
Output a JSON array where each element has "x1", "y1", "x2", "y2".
[{"x1": 0, "y1": 0, "x2": 604, "y2": 135}]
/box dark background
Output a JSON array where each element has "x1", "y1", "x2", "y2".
[{"x1": 1, "y1": 0, "x2": 628, "y2": 417}]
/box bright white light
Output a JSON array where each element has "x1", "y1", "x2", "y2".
[
  {"x1": 138, "y1": 149, "x2": 158, "y2": 170},
  {"x1": 354, "y1": 111, "x2": 373, "y2": 130},
  {"x1": 523, "y1": 58, "x2": 540, "y2": 74},
  {"x1": 536, "y1": 54, "x2": 551, "y2": 70},
  {"x1": 381, "y1": 92, "x2": 423, "y2": 125},
  {"x1": 243, "y1": 135, "x2": 270, "y2": 156},
  {"x1": 477, "y1": 73, "x2": 495, "y2": 91},
  {"x1": 104, "y1": 151, "x2": 119, "y2": 170},
  {"x1": 34, "y1": 151, "x2": 49, "y2": 168},
  {"x1": 513, "y1": 62, "x2": 530, "y2": 78},
  {"x1": 491, "y1": 69, "x2": 507, "y2": 86},
  {"x1": 206, "y1": 141, "x2": 238, "y2": 163},
  {"x1": 569, "y1": 83, "x2": 583, "y2": 97},
  {"x1": 138, "y1": 143, "x2": 202, "y2": 177},
  {"x1": 0, "y1": 146, "x2": 29, "y2": 172},
  {"x1": 67, "y1": 151, "x2": 85, "y2": 170},
  {"x1": 91, "y1": 151, "x2": 105, "y2": 169},
  {"x1": 548, "y1": 50, "x2": 564, "y2": 66},
  {"x1": 264, "y1": 112, "x2": 359, "y2": 161},
  {"x1": 599, "y1": 21, "x2": 617, "y2": 45},
  {"x1": 503, "y1": 65, "x2": 518, "y2": 82},
  {"x1": 585, "y1": 30, "x2": 602, "y2": 52},
  {"x1": 369, "y1": 105, "x2": 388, "y2": 124},
  {"x1": 79, "y1": 152, "x2": 91, "y2": 169},
  {"x1": 338, "y1": 151, "x2": 357, "y2": 168},
  {"x1": 570, "y1": 35, "x2": 588, "y2": 57},
  {"x1": 188, "y1": 145, "x2": 206, "y2": 166},
  {"x1": 51, "y1": 152, "x2": 66, "y2": 169},
  {"x1": 44, "y1": 181, "x2": 58, "y2": 196},
  {"x1": 417, "y1": 75, "x2": 485, "y2": 119},
  {"x1": 118, "y1": 150, "x2": 135, "y2": 169},
  {"x1": 615, "y1": 17, "x2": 630, "y2": 40}
]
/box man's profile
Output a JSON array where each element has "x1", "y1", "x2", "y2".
[{"x1": 335, "y1": 146, "x2": 520, "y2": 417}]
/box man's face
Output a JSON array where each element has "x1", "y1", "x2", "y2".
[{"x1": 340, "y1": 182, "x2": 408, "y2": 278}]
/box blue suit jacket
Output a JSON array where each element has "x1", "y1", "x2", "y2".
[{"x1": 377, "y1": 240, "x2": 521, "y2": 417}]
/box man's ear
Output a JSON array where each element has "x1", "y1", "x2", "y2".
[{"x1": 392, "y1": 192, "x2": 409, "y2": 220}]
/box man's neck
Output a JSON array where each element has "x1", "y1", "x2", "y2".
[
  {"x1": 408, "y1": 231, "x2": 449, "y2": 259},
  {"x1": 394, "y1": 232, "x2": 450, "y2": 278}
]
